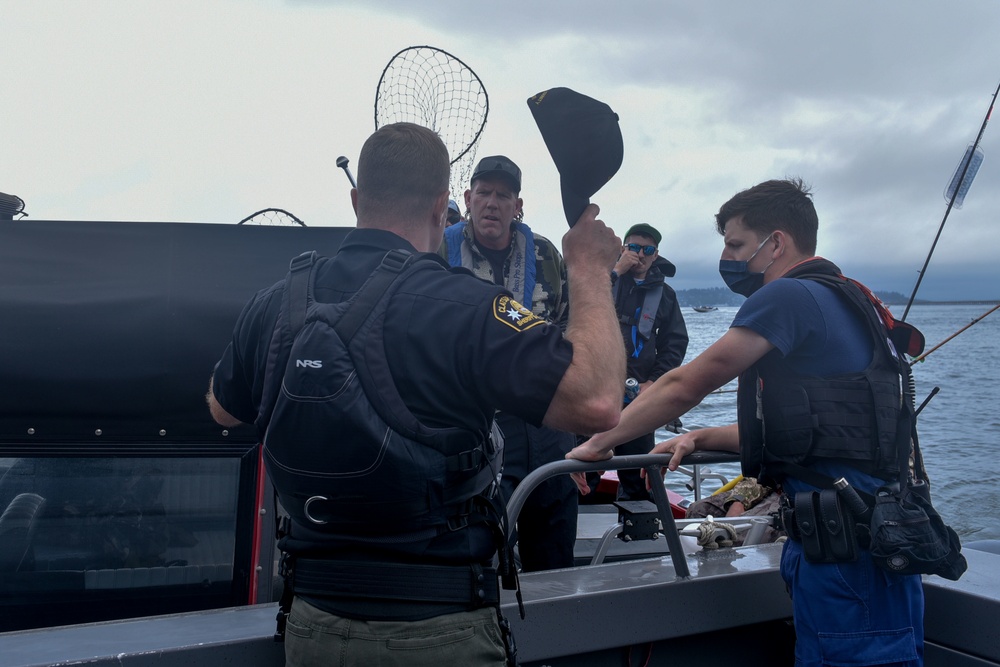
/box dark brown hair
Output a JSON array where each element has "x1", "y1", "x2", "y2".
[{"x1": 715, "y1": 178, "x2": 818, "y2": 254}]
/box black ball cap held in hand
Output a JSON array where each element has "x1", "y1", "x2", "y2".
[{"x1": 527, "y1": 87, "x2": 624, "y2": 226}]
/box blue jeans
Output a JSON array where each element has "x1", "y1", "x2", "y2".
[{"x1": 781, "y1": 539, "x2": 924, "y2": 666}]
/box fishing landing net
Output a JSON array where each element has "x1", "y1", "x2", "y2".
[
  {"x1": 374, "y1": 45, "x2": 489, "y2": 200},
  {"x1": 237, "y1": 207, "x2": 307, "y2": 226}
]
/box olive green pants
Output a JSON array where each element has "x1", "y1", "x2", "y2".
[{"x1": 284, "y1": 597, "x2": 507, "y2": 666}]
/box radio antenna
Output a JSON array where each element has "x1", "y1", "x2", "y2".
[{"x1": 902, "y1": 80, "x2": 999, "y2": 321}]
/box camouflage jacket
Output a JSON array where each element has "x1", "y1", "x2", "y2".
[{"x1": 440, "y1": 220, "x2": 569, "y2": 328}]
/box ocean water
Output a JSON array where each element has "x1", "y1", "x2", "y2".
[{"x1": 656, "y1": 303, "x2": 1000, "y2": 542}]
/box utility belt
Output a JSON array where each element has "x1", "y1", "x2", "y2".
[
  {"x1": 778, "y1": 489, "x2": 872, "y2": 564},
  {"x1": 287, "y1": 557, "x2": 500, "y2": 606}
]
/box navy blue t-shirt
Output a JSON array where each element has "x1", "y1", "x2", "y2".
[{"x1": 732, "y1": 276, "x2": 885, "y2": 494}]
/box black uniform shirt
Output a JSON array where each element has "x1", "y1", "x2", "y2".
[
  {"x1": 213, "y1": 228, "x2": 573, "y2": 433},
  {"x1": 211, "y1": 228, "x2": 574, "y2": 618}
]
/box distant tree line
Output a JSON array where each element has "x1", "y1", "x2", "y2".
[{"x1": 873, "y1": 291, "x2": 913, "y2": 305}]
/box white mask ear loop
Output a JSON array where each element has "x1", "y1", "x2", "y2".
[{"x1": 747, "y1": 234, "x2": 775, "y2": 269}]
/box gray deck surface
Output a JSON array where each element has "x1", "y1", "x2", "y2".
[{"x1": 2, "y1": 545, "x2": 998, "y2": 667}]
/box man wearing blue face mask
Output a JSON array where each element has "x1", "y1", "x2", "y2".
[
  {"x1": 718, "y1": 233, "x2": 777, "y2": 296},
  {"x1": 569, "y1": 179, "x2": 925, "y2": 667}
]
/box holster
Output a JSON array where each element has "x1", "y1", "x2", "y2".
[
  {"x1": 778, "y1": 494, "x2": 798, "y2": 540},
  {"x1": 794, "y1": 490, "x2": 858, "y2": 564}
]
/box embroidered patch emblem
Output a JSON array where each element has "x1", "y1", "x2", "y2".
[{"x1": 492, "y1": 295, "x2": 544, "y2": 331}]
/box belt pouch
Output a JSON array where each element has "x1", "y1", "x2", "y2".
[
  {"x1": 818, "y1": 488, "x2": 858, "y2": 562},
  {"x1": 794, "y1": 491, "x2": 824, "y2": 562}
]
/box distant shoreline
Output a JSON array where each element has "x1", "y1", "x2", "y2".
[
  {"x1": 900, "y1": 300, "x2": 1000, "y2": 306},
  {"x1": 684, "y1": 300, "x2": 1000, "y2": 307},
  {"x1": 676, "y1": 286, "x2": 1000, "y2": 308}
]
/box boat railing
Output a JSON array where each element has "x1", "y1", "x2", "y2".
[
  {"x1": 671, "y1": 464, "x2": 732, "y2": 501},
  {"x1": 505, "y1": 451, "x2": 740, "y2": 578},
  {"x1": 654, "y1": 424, "x2": 736, "y2": 501}
]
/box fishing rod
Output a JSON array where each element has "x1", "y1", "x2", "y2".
[
  {"x1": 910, "y1": 302, "x2": 1000, "y2": 364},
  {"x1": 915, "y1": 386, "x2": 940, "y2": 416},
  {"x1": 901, "y1": 80, "x2": 1000, "y2": 322}
]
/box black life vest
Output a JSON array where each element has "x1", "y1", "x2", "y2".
[
  {"x1": 738, "y1": 258, "x2": 924, "y2": 484},
  {"x1": 613, "y1": 276, "x2": 663, "y2": 342},
  {"x1": 257, "y1": 249, "x2": 502, "y2": 542}
]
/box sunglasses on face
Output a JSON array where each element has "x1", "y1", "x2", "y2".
[{"x1": 626, "y1": 243, "x2": 657, "y2": 256}]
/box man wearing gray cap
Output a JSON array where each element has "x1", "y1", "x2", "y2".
[{"x1": 440, "y1": 155, "x2": 577, "y2": 572}]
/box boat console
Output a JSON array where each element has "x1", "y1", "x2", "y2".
[{"x1": 0, "y1": 219, "x2": 349, "y2": 631}]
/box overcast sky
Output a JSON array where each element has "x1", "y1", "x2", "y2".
[{"x1": 4, "y1": 0, "x2": 1000, "y2": 300}]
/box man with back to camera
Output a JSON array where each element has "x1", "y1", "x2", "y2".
[
  {"x1": 207, "y1": 123, "x2": 625, "y2": 666},
  {"x1": 568, "y1": 179, "x2": 925, "y2": 667},
  {"x1": 607, "y1": 222, "x2": 688, "y2": 501},
  {"x1": 439, "y1": 155, "x2": 580, "y2": 572}
]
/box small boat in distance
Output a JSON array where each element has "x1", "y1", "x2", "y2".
[{"x1": 692, "y1": 305, "x2": 718, "y2": 312}]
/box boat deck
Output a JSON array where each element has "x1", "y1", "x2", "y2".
[{"x1": 4, "y1": 546, "x2": 999, "y2": 667}]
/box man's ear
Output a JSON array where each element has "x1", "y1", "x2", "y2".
[
  {"x1": 770, "y1": 230, "x2": 787, "y2": 258},
  {"x1": 432, "y1": 191, "x2": 449, "y2": 226}
]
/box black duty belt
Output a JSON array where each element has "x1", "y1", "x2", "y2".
[
  {"x1": 778, "y1": 491, "x2": 870, "y2": 563},
  {"x1": 291, "y1": 559, "x2": 499, "y2": 606}
]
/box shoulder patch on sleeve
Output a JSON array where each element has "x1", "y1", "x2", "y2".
[{"x1": 492, "y1": 295, "x2": 545, "y2": 331}]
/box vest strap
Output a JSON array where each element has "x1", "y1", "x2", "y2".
[
  {"x1": 636, "y1": 284, "x2": 662, "y2": 340},
  {"x1": 286, "y1": 251, "x2": 318, "y2": 336},
  {"x1": 333, "y1": 249, "x2": 413, "y2": 344},
  {"x1": 613, "y1": 277, "x2": 662, "y2": 339}
]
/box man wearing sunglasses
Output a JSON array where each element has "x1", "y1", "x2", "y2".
[{"x1": 606, "y1": 223, "x2": 688, "y2": 501}]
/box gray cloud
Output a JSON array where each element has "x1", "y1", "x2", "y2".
[{"x1": 5, "y1": 0, "x2": 999, "y2": 300}]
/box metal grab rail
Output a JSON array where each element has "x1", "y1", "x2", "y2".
[{"x1": 505, "y1": 452, "x2": 740, "y2": 579}]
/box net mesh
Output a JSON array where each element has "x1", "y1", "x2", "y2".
[
  {"x1": 237, "y1": 208, "x2": 307, "y2": 226},
  {"x1": 375, "y1": 46, "x2": 489, "y2": 198}
]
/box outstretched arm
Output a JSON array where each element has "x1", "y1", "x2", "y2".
[
  {"x1": 568, "y1": 326, "x2": 774, "y2": 461},
  {"x1": 649, "y1": 424, "x2": 740, "y2": 471},
  {"x1": 542, "y1": 204, "x2": 625, "y2": 435}
]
